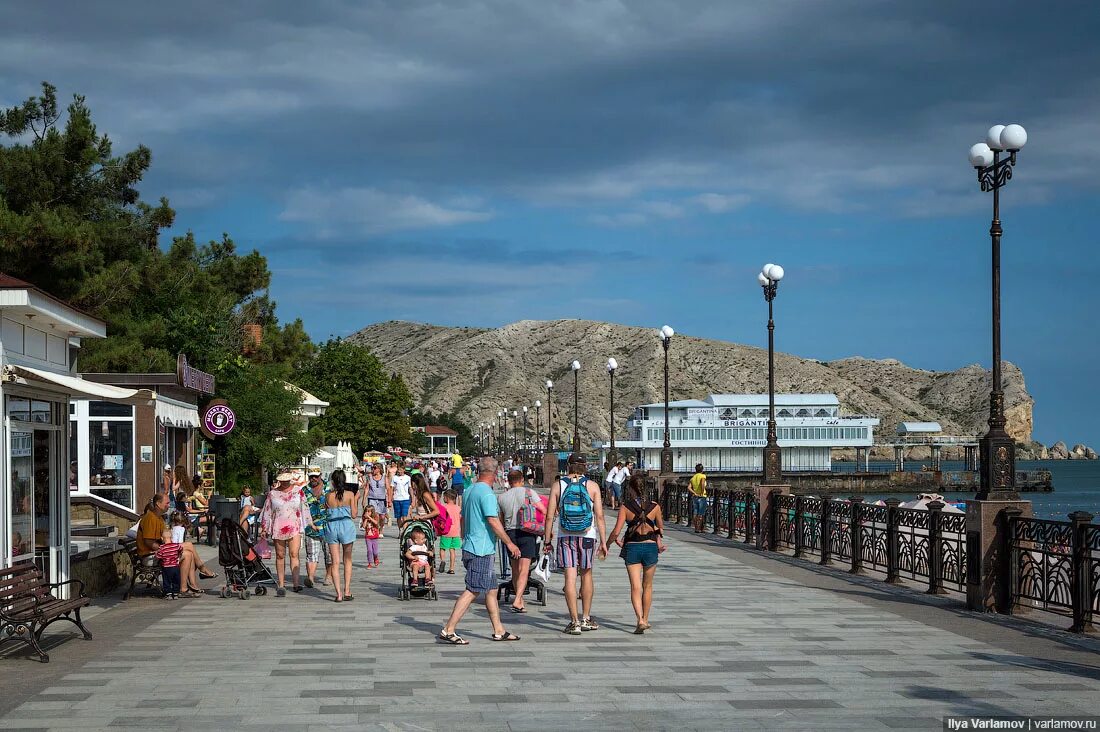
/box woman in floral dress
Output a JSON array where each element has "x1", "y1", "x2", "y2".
[{"x1": 259, "y1": 471, "x2": 315, "y2": 597}]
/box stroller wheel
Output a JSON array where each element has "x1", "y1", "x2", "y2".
[
  {"x1": 219, "y1": 587, "x2": 228, "y2": 599},
  {"x1": 255, "y1": 586, "x2": 267, "y2": 596},
  {"x1": 239, "y1": 589, "x2": 249, "y2": 600}
]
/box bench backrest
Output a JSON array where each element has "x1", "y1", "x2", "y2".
[{"x1": 0, "y1": 562, "x2": 50, "y2": 615}]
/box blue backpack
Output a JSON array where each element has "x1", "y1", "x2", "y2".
[{"x1": 559, "y1": 476, "x2": 593, "y2": 532}]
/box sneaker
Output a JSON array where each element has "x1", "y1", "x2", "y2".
[
  {"x1": 562, "y1": 621, "x2": 583, "y2": 636},
  {"x1": 276, "y1": 586, "x2": 286, "y2": 597},
  {"x1": 304, "y1": 577, "x2": 314, "y2": 588},
  {"x1": 580, "y1": 617, "x2": 600, "y2": 632}
]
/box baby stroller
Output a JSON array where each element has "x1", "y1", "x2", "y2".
[
  {"x1": 217, "y1": 518, "x2": 277, "y2": 599},
  {"x1": 397, "y1": 518, "x2": 438, "y2": 601}
]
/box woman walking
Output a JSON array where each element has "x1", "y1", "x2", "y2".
[
  {"x1": 259, "y1": 471, "x2": 315, "y2": 597},
  {"x1": 325, "y1": 469, "x2": 358, "y2": 602},
  {"x1": 406, "y1": 473, "x2": 440, "y2": 526},
  {"x1": 606, "y1": 474, "x2": 666, "y2": 634}
]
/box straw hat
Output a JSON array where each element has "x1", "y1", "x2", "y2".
[{"x1": 275, "y1": 471, "x2": 294, "y2": 482}]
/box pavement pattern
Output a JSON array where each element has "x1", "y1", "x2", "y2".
[{"x1": 2, "y1": 514, "x2": 1100, "y2": 731}]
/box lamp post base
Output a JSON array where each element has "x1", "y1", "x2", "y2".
[
  {"x1": 762, "y1": 444, "x2": 782, "y2": 486},
  {"x1": 660, "y1": 448, "x2": 674, "y2": 474},
  {"x1": 978, "y1": 432, "x2": 1018, "y2": 501}
]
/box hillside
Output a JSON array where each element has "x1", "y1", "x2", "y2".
[{"x1": 349, "y1": 319, "x2": 1034, "y2": 450}]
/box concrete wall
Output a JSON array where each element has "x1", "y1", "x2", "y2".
[{"x1": 71, "y1": 548, "x2": 129, "y2": 597}]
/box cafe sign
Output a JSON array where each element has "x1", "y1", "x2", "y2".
[
  {"x1": 201, "y1": 399, "x2": 236, "y2": 438},
  {"x1": 177, "y1": 354, "x2": 215, "y2": 394}
]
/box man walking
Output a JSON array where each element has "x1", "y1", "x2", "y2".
[
  {"x1": 605, "y1": 460, "x2": 629, "y2": 510},
  {"x1": 302, "y1": 467, "x2": 332, "y2": 588},
  {"x1": 439, "y1": 457, "x2": 521, "y2": 645},
  {"x1": 498, "y1": 468, "x2": 542, "y2": 613},
  {"x1": 543, "y1": 454, "x2": 607, "y2": 635}
]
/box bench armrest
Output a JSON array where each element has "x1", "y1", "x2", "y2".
[{"x1": 47, "y1": 578, "x2": 88, "y2": 599}]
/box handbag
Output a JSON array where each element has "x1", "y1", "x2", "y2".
[
  {"x1": 531, "y1": 549, "x2": 552, "y2": 585},
  {"x1": 255, "y1": 537, "x2": 272, "y2": 560}
]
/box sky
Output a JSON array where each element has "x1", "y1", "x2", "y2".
[{"x1": 1, "y1": 1, "x2": 1098, "y2": 449}]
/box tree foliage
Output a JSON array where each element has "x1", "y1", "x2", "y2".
[
  {"x1": 0, "y1": 83, "x2": 318, "y2": 489},
  {"x1": 294, "y1": 339, "x2": 414, "y2": 453}
]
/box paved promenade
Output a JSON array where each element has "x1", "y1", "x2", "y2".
[{"x1": 3, "y1": 517, "x2": 1100, "y2": 731}]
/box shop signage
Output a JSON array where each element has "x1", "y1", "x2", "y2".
[
  {"x1": 177, "y1": 354, "x2": 215, "y2": 394},
  {"x1": 201, "y1": 400, "x2": 236, "y2": 438},
  {"x1": 686, "y1": 408, "x2": 718, "y2": 419}
]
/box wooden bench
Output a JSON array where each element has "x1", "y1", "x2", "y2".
[
  {"x1": 0, "y1": 562, "x2": 93, "y2": 663},
  {"x1": 120, "y1": 537, "x2": 163, "y2": 600}
]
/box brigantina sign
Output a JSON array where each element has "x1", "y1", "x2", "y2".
[{"x1": 176, "y1": 353, "x2": 215, "y2": 394}]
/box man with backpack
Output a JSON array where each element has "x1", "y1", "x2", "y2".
[
  {"x1": 543, "y1": 454, "x2": 607, "y2": 635},
  {"x1": 498, "y1": 468, "x2": 546, "y2": 613}
]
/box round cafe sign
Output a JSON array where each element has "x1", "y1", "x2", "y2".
[{"x1": 203, "y1": 403, "x2": 236, "y2": 437}]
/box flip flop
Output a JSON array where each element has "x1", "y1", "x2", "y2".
[
  {"x1": 438, "y1": 631, "x2": 469, "y2": 645},
  {"x1": 492, "y1": 631, "x2": 521, "y2": 642},
  {"x1": 198, "y1": 570, "x2": 218, "y2": 579},
  {"x1": 508, "y1": 605, "x2": 527, "y2": 614}
]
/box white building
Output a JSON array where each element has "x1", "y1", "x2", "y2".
[{"x1": 602, "y1": 393, "x2": 879, "y2": 473}]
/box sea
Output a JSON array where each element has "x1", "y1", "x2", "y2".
[{"x1": 858, "y1": 460, "x2": 1100, "y2": 520}]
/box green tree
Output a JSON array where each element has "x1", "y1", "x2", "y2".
[{"x1": 295, "y1": 340, "x2": 414, "y2": 452}]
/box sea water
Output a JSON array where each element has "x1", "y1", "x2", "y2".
[{"x1": 857, "y1": 460, "x2": 1100, "y2": 520}]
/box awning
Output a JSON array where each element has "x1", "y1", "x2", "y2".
[
  {"x1": 156, "y1": 396, "x2": 200, "y2": 428},
  {"x1": 3, "y1": 364, "x2": 154, "y2": 402}
]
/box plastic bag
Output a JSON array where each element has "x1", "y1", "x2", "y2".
[
  {"x1": 531, "y1": 550, "x2": 552, "y2": 585},
  {"x1": 255, "y1": 537, "x2": 272, "y2": 560}
]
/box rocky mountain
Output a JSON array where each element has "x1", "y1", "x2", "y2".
[{"x1": 349, "y1": 319, "x2": 1037, "y2": 451}]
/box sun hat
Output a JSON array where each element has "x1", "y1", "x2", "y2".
[{"x1": 275, "y1": 471, "x2": 294, "y2": 482}]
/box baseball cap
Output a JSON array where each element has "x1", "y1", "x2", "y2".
[
  {"x1": 307, "y1": 466, "x2": 322, "y2": 476},
  {"x1": 164, "y1": 464, "x2": 172, "y2": 471}
]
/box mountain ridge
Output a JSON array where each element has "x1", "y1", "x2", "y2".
[{"x1": 349, "y1": 319, "x2": 1034, "y2": 449}]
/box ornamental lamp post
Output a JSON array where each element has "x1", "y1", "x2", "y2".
[
  {"x1": 571, "y1": 360, "x2": 581, "y2": 454},
  {"x1": 658, "y1": 325, "x2": 674, "y2": 474},
  {"x1": 498, "y1": 411, "x2": 506, "y2": 460},
  {"x1": 511, "y1": 409, "x2": 518, "y2": 461},
  {"x1": 606, "y1": 357, "x2": 618, "y2": 466},
  {"x1": 534, "y1": 400, "x2": 542, "y2": 458},
  {"x1": 545, "y1": 380, "x2": 554, "y2": 451},
  {"x1": 758, "y1": 263, "x2": 785, "y2": 485},
  {"x1": 522, "y1": 405, "x2": 529, "y2": 463},
  {"x1": 968, "y1": 123, "x2": 1027, "y2": 500}
]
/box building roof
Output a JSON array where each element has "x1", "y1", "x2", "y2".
[
  {"x1": 641, "y1": 393, "x2": 841, "y2": 409},
  {"x1": 415, "y1": 425, "x2": 458, "y2": 436},
  {"x1": 897, "y1": 422, "x2": 942, "y2": 434},
  {"x1": 284, "y1": 382, "x2": 330, "y2": 408},
  {"x1": 0, "y1": 271, "x2": 106, "y2": 338}
]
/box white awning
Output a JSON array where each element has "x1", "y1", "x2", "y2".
[
  {"x1": 156, "y1": 396, "x2": 200, "y2": 428},
  {"x1": 3, "y1": 364, "x2": 153, "y2": 402}
]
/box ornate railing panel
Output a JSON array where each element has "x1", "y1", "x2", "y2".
[
  {"x1": 799, "y1": 496, "x2": 822, "y2": 554},
  {"x1": 936, "y1": 512, "x2": 968, "y2": 591},
  {"x1": 1011, "y1": 517, "x2": 1073, "y2": 614},
  {"x1": 1089, "y1": 526, "x2": 1100, "y2": 614},
  {"x1": 895, "y1": 508, "x2": 931, "y2": 582},
  {"x1": 826, "y1": 500, "x2": 852, "y2": 562},
  {"x1": 774, "y1": 494, "x2": 795, "y2": 550},
  {"x1": 857, "y1": 503, "x2": 889, "y2": 572}
]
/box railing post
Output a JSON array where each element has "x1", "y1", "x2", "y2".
[
  {"x1": 743, "y1": 492, "x2": 755, "y2": 546},
  {"x1": 927, "y1": 500, "x2": 947, "y2": 595},
  {"x1": 885, "y1": 499, "x2": 901, "y2": 584},
  {"x1": 711, "y1": 489, "x2": 720, "y2": 536},
  {"x1": 819, "y1": 496, "x2": 832, "y2": 566},
  {"x1": 849, "y1": 497, "x2": 864, "y2": 574},
  {"x1": 726, "y1": 491, "x2": 735, "y2": 540},
  {"x1": 1069, "y1": 511, "x2": 1095, "y2": 634},
  {"x1": 793, "y1": 494, "x2": 805, "y2": 559}
]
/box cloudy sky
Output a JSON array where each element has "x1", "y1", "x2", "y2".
[{"x1": 2, "y1": 1, "x2": 1098, "y2": 448}]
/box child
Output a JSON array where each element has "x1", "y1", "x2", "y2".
[
  {"x1": 404, "y1": 526, "x2": 433, "y2": 586},
  {"x1": 169, "y1": 511, "x2": 188, "y2": 544},
  {"x1": 439, "y1": 490, "x2": 462, "y2": 574},
  {"x1": 361, "y1": 505, "x2": 381, "y2": 568},
  {"x1": 155, "y1": 529, "x2": 183, "y2": 599}
]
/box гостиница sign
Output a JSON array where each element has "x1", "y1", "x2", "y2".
[{"x1": 176, "y1": 354, "x2": 215, "y2": 394}]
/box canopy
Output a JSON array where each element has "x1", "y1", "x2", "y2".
[{"x1": 4, "y1": 364, "x2": 153, "y2": 402}]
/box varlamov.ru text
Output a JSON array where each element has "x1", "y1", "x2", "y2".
[{"x1": 946, "y1": 720, "x2": 1098, "y2": 730}]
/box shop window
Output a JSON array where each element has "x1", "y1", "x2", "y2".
[
  {"x1": 89, "y1": 401, "x2": 133, "y2": 418},
  {"x1": 88, "y1": 419, "x2": 135, "y2": 509}
]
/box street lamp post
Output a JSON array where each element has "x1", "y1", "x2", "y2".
[
  {"x1": 511, "y1": 409, "x2": 518, "y2": 461},
  {"x1": 969, "y1": 123, "x2": 1028, "y2": 500},
  {"x1": 498, "y1": 411, "x2": 506, "y2": 460},
  {"x1": 545, "y1": 380, "x2": 554, "y2": 451},
  {"x1": 571, "y1": 360, "x2": 581, "y2": 454},
  {"x1": 534, "y1": 400, "x2": 542, "y2": 458},
  {"x1": 658, "y1": 325, "x2": 674, "y2": 474},
  {"x1": 522, "y1": 406, "x2": 529, "y2": 464},
  {"x1": 758, "y1": 263, "x2": 785, "y2": 485},
  {"x1": 606, "y1": 357, "x2": 618, "y2": 465}
]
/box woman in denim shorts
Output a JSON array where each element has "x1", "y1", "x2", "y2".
[{"x1": 607, "y1": 474, "x2": 666, "y2": 635}]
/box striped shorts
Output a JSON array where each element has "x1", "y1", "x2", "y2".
[
  {"x1": 556, "y1": 536, "x2": 595, "y2": 570},
  {"x1": 462, "y1": 550, "x2": 497, "y2": 594}
]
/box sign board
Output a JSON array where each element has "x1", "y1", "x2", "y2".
[
  {"x1": 201, "y1": 400, "x2": 236, "y2": 438},
  {"x1": 177, "y1": 354, "x2": 215, "y2": 394},
  {"x1": 103, "y1": 454, "x2": 124, "y2": 470},
  {"x1": 686, "y1": 408, "x2": 718, "y2": 419},
  {"x1": 140, "y1": 445, "x2": 153, "y2": 463}
]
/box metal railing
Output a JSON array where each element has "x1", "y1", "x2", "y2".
[{"x1": 1009, "y1": 512, "x2": 1097, "y2": 632}]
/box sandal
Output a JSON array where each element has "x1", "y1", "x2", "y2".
[
  {"x1": 345, "y1": 595, "x2": 354, "y2": 602},
  {"x1": 198, "y1": 569, "x2": 218, "y2": 580},
  {"x1": 334, "y1": 596, "x2": 343, "y2": 603},
  {"x1": 438, "y1": 630, "x2": 469, "y2": 645},
  {"x1": 292, "y1": 585, "x2": 303, "y2": 593},
  {"x1": 492, "y1": 631, "x2": 521, "y2": 642},
  {"x1": 508, "y1": 605, "x2": 527, "y2": 614},
  {"x1": 447, "y1": 569, "x2": 455, "y2": 574}
]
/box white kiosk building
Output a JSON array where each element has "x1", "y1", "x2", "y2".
[{"x1": 603, "y1": 393, "x2": 879, "y2": 473}]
